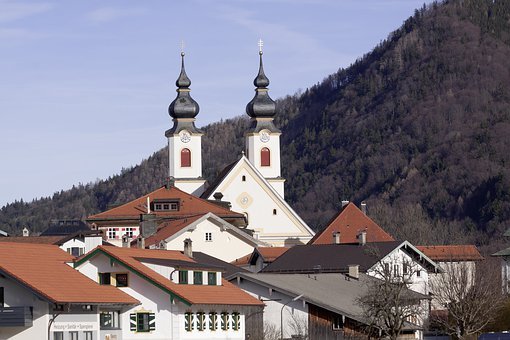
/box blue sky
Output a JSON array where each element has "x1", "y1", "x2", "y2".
[{"x1": 0, "y1": 0, "x2": 429, "y2": 207}]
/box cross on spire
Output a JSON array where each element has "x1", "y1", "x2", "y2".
[
  {"x1": 180, "y1": 40, "x2": 185, "y2": 55},
  {"x1": 258, "y1": 39, "x2": 264, "y2": 54}
]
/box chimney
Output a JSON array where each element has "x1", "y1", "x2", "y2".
[
  {"x1": 184, "y1": 238, "x2": 193, "y2": 258},
  {"x1": 361, "y1": 201, "x2": 367, "y2": 215},
  {"x1": 341, "y1": 200, "x2": 349, "y2": 207},
  {"x1": 358, "y1": 230, "x2": 367, "y2": 246},
  {"x1": 213, "y1": 192, "x2": 224, "y2": 201},
  {"x1": 22, "y1": 227, "x2": 29, "y2": 237},
  {"x1": 333, "y1": 231, "x2": 341, "y2": 244},
  {"x1": 122, "y1": 234, "x2": 131, "y2": 248},
  {"x1": 140, "y1": 214, "x2": 157, "y2": 238},
  {"x1": 348, "y1": 264, "x2": 359, "y2": 279},
  {"x1": 136, "y1": 235, "x2": 145, "y2": 249}
]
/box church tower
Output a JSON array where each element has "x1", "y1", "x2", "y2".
[
  {"x1": 245, "y1": 42, "x2": 285, "y2": 198},
  {"x1": 165, "y1": 52, "x2": 205, "y2": 196}
]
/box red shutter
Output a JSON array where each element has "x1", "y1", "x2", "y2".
[
  {"x1": 181, "y1": 148, "x2": 191, "y2": 167},
  {"x1": 261, "y1": 147, "x2": 270, "y2": 166}
]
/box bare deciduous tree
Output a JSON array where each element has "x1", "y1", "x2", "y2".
[
  {"x1": 357, "y1": 260, "x2": 428, "y2": 340},
  {"x1": 429, "y1": 259, "x2": 506, "y2": 339}
]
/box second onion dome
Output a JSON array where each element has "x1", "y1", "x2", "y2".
[{"x1": 246, "y1": 50, "x2": 276, "y2": 118}]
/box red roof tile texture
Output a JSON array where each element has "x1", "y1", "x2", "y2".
[
  {"x1": 88, "y1": 186, "x2": 244, "y2": 220},
  {"x1": 309, "y1": 203, "x2": 394, "y2": 245},
  {"x1": 257, "y1": 247, "x2": 289, "y2": 262},
  {"x1": 88, "y1": 246, "x2": 264, "y2": 307},
  {"x1": 0, "y1": 243, "x2": 139, "y2": 305},
  {"x1": 416, "y1": 245, "x2": 483, "y2": 261},
  {"x1": 143, "y1": 214, "x2": 205, "y2": 247}
]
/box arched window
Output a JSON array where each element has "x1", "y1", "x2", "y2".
[
  {"x1": 242, "y1": 175, "x2": 246, "y2": 182},
  {"x1": 181, "y1": 148, "x2": 191, "y2": 167},
  {"x1": 261, "y1": 147, "x2": 270, "y2": 167}
]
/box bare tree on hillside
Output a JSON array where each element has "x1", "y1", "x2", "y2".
[
  {"x1": 429, "y1": 259, "x2": 506, "y2": 339},
  {"x1": 357, "y1": 260, "x2": 428, "y2": 340}
]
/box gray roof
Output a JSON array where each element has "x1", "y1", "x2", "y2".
[
  {"x1": 231, "y1": 272, "x2": 370, "y2": 323},
  {"x1": 230, "y1": 272, "x2": 428, "y2": 330},
  {"x1": 492, "y1": 246, "x2": 510, "y2": 257},
  {"x1": 261, "y1": 241, "x2": 439, "y2": 274}
]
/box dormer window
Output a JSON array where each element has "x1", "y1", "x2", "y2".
[{"x1": 152, "y1": 199, "x2": 180, "y2": 212}]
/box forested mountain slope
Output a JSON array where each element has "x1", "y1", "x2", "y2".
[{"x1": 2, "y1": 0, "x2": 510, "y2": 247}]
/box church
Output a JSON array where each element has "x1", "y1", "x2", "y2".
[{"x1": 87, "y1": 46, "x2": 315, "y2": 258}]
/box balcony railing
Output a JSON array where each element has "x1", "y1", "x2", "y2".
[{"x1": 0, "y1": 306, "x2": 33, "y2": 327}]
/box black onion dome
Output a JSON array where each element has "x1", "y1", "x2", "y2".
[
  {"x1": 246, "y1": 51, "x2": 276, "y2": 118},
  {"x1": 168, "y1": 52, "x2": 200, "y2": 119}
]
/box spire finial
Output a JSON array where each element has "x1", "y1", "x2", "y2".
[
  {"x1": 258, "y1": 38, "x2": 264, "y2": 55},
  {"x1": 168, "y1": 48, "x2": 200, "y2": 119}
]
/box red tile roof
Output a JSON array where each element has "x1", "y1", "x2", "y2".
[
  {"x1": 87, "y1": 185, "x2": 244, "y2": 221},
  {"x1": 256, "y1": 247, "x2": 289, "y2": 262},
  {"x1": 143, "y1": 214, "x2": 205, "y2": 247},
  {"x1": 77, "y1": 246, "x2": 263, "y2": 307},
  {"x1": 231, "y1": 253, "x2": 252, "y2": 266},
  {"x1": 0, "y1": 236, "x2": 63, "y2": 244},
  {"x1": 416, "y1": 245, "x2": 483, "y2": 261},
  {"x1": 0, "y1": 243, "x2": 139, "y2": 305},
  {"x1": 309, "y1": 203, "x2": 394, "y2": 245}
]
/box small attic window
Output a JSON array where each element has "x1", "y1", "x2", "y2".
[
  {"x1": 242, "y1": 175, "x2": 246, "y2": 182},
  {"x1": 153, "y1": 199, "x2": 180, "y2": 212},
  {"x1": 273, "y1": 209, "x2": 277, "y2": 215}
]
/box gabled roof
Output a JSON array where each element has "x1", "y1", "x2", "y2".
[
  {"x1": 74, "y1": 246, "x2": 263, "y2": 307},
  {"x1": 201, "y1": 160, "x2": 238, "y2": 199},
  {"x1": 201, "y1": 155, "x2": 315, "y2": 238},
  {"x1": 309, "y1": 202, "x2": 394, "y2": 245},
  {"x1": 261, "y1": 241, "x2": 438, "y2": 274},
  {"x1": 87, "y1": 185, "x2": 245, "y2": 222},
  {"x1": 143, "y1": 212, "x2": 264, "y2": 248},
  {"x1": 231, "y1": 247, "x2": 289, "y2": 267},
  {"x1": 417, "y1": 245, "x2": 483, "y2": 261},
  {"x1": 0, "y1": 243, "x2": 138, "y2": 305}
]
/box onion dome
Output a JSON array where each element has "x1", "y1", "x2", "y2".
[
  {"x1": 168, "y1": 52, "x2": 200, "y2": 119},
  {"x1": 246, "y1": 50, "x2": 276, "y2": 118}
]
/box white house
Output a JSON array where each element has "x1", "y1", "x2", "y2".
[
  {"x1": 0, "y1": 243, "x2": 138, "y2": 340},
  {"x1": 73, "y1": 246, "x2": 264, "y2": 340},
  {"x1": 143, "y1": 212, "x2": 268, "y2": 263}
]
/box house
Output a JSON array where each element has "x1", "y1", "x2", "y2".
[
  {"x1": 0, "y1": 230, "x2": 104, "y2": 257},
  {"x1": 86, "y1": 184, "x2": 246, "y2": 247},
  {"x1": 229, "y1": 271, "x2": 428, "y2": 340},
  {"x1": 232, "y1": 247, "x2": 290, "y2": 272},
  {"x1": 308, "y1": 202, "x2": 394, "y2": 245},
  {"x1": 0, "y1": 242, "x2": 139, "y2": 340},
  {"x1": 261, "y1": 241, "x2": 439, "y2": 296},
  {"x1": 74, "y1": 246, "x2": 265, "y2": 340},
  {"x1": 142, "y1": 212, "x2": 267, "y2": 263}
]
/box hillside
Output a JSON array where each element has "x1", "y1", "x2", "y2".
[{"x1": 2, "y1": 0, "x2": 510, "y2": 247}]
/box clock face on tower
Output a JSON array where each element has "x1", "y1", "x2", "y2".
[
  {"x1": 179, "y1": 130, "x2": 191, "y2": 143},
  {"x1": 260, "y1": 130, "x2": 270, "y2": 143}
]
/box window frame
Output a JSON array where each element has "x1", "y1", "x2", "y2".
[
  {"x1": 193, "y1": 271, "x2": 203, "y2": 285},
  {"x1": 115, "y1": 273, "x2": 128, "y2": 287},
  {"x1": 179, "y1": 270, "x2": 188, "y2": 284},
  {"x1": 332, "y1": 314, "x2": 344, "y2": 331},
  {"x1": 100, "y1": 310, "x2": 120, "y2": 330},
  {"x1": 53, "y1": 332, "x2": 64, "y2": 340},
  {"x1": 208, "y1": 272, "x2": 217, "y2": 286},
  {"x1": 205, "y1": 232, "x2": 212, "y2": 242},
  {"x1": 260, "y1": 147, "x2": 271, "y2": 167},
  {"x1": 98, "y1": 273, "x2": 111, "y2": 285},
  {"x1": 181, "y1": 148, "x2": 192, "y2": 167}
]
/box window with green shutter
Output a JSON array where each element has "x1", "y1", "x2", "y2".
[
  {"x1": 232, "y1": 312, "x2": 241, "y2": 331},
  {"x1": 221, "y1": 312, "x2": 229, "y2": 330},
  {"x1": 130, "y1": 312, "x2": 155, "y2": 332},
  {"x1": 185, "y1": 312, "x2": 193, "y2": 332},
  {"x1": 209, "y1": 312, "x2": 218, "y2": 331}
]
